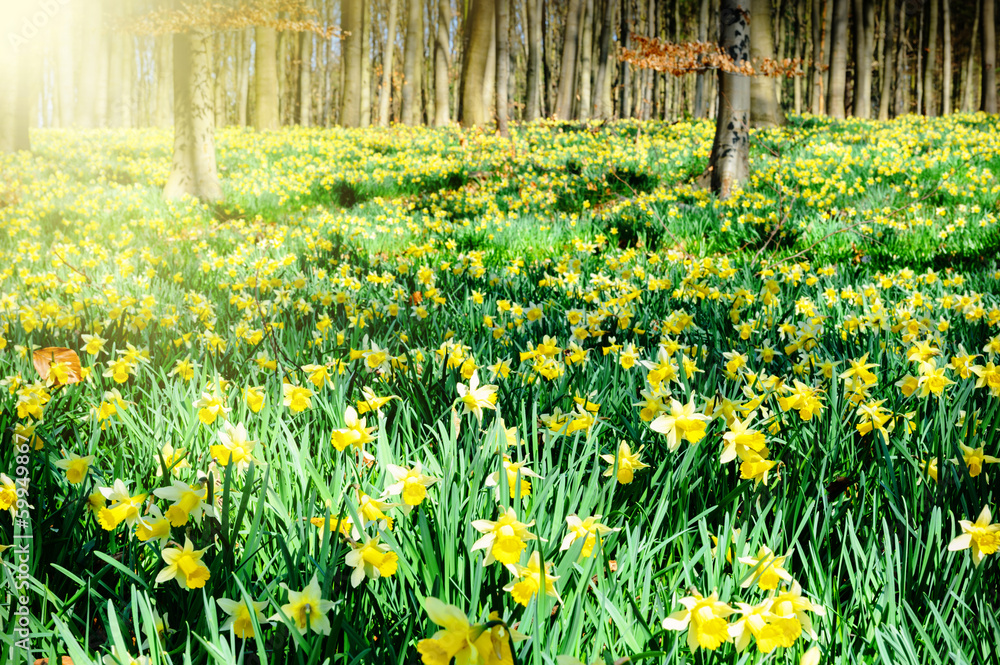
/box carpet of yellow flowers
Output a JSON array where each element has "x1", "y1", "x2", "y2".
[{"x1": 1, "y1": 114, "x2": 999, "y2": 665}]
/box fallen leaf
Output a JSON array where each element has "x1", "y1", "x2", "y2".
[{"x1": 32, "y1": 347, "x2": 83, "y2": 387}]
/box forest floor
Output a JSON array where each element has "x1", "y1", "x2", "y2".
[{"x1": 1, "y1": 114, "x2": 999, "y2": 665}]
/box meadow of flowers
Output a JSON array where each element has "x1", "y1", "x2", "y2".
[{"x1": 0, "y1": 113, "x2": 999, "y2": 665}]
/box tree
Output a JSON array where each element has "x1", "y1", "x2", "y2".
[
  {"x1": 434, "y1": 0, "x2": 452, "y2": 126},
  {"x1": 710, "y1": 0, "x2": 752, "y2": 199},
  {"x1": 379, "y1": 0, "x2": 399, "y2": 127},
  {"x1": 341, "y1": 0, "x2": 363, "y2": 127},
  {"x1": 924, "y1": 0, "x2": 939, "y2": 115},
  {"x1": 853, "y1": 0, "x2": 875, "y2": 118},
  {"x1": 255, "y1": 26, "x2": 280, "y2": 129},
  {"x1": 525, "y1": 0, "x2": 542, "y2": 120},
  {"x1": 554, "y1": 0, "x2": 583, "y2": 120},
  {"x1": 827, "y1": 0, "x2": 849, "y2": 118},
  {"x1": 695, "y1": 0, "x2": 712, "y2": 117},
  {"x1": 981, "y1": 0, "x2": 995, "y2": 113},
  {"x1": 942, "y1": 0, "x2": 951, "y2": 114},
  {"x1": 401, "y1": 0, "x2": 423, "y2": 125},
  {"x1": 460, "y1": 0, "x2": 495, "y2": 126},
  {"x1": 496, "y1": 0, "x2": 511, "y2": 135},
  {"x1": 749, "y1": 0, "x2": 786, "y2": 126},
  {"x1": 878, "y1": 0, "x2": 896, "y2": 120}
]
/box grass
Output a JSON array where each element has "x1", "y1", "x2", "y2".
[{"x1": 0, "y1": 113, "x2": 998, "y2": 665}]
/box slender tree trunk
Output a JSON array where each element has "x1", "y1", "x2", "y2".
[
  {"x1": 402, "y1": 0, "x2": 424, "y2": 124},
  {"x1": 434, "y1": 0, "x2": 452, "y2": 125},
  {"x1": 750, "y1": 0, "x2": 787, "y2": 126},
  {"x1": 923, "y1": 0, "x2": 938, "y2": 114},
  {"x1": 794, "y1": 0, "x2": 804, "y2": 113},
  {"x1": 578, "y1": 0, "x2": 595, "y2": 120},
  {"x1": 853, "y1": 0, "x2": 874, "y2": 118},
  {"x1": 827, "y1": 0, "x2": 848, "y2": 117},
  {"x1": 77, "y1": 1, "x2": 102, "y2": 128},
  {"x1": 255, "y1": 27, "x2": 280, "y2": 130},
  {"x1": 483, "y1": 11, "x2": 497, "y2": 119},
  {"x1": 710, "y1": 0, "x2": 751, "y2": 199},
  {"x1": 619, "y1": 0, "x2": 630, "y2": 118},
  {"x1": 496, "y1": 0, "x2": 511, "y2": 134},
  {"x1": 984, "y1": 0, "x2": 997, "y2": 113},
  {"x1": 812, "y1": 0, "x2": 825, "y2": 113},
  {"x1": 0, "y1": 42, "x2": 22, "y2": 152},
  {"x1": 109, "y1": 33, "x2": 125, "y2": 128},
  {"x1": 895, "y1": 1, "x2": 908, "y2": 115},
  {"x1": 155, "y1": 35, "x2": 173, "y2": 127},
  {"x1": 341, "y1": 0, "x2": 363, "y2": 126},
  {"x1": 962, "y1": 0, "x2": 981, "y2": 112},
  {"x1": 121, "y1": 36, "x2": 133, "y2": 128},
  {"x1": 237, "y1": 30, "x2": 250, "y2": 126},
  {"x1": 879, "y1": 0, "x2": 896, "y2": 119},
  {"x1": 595, "y1": 0, "x2": 617, "y2": 118},
  {"x1": 300, "y1": 30, "x2": 313, "y2": 125},
  {"x1": 555, "y1": 0, "x2": 583, "y2": 119},
  {"x1": 941, "y1": 0, "x2": 951, "y2": 114},
  {"x1": 361, "y1": 0, "x2": 372, "y2": 126},
  {"x1": 915, "y1": 4, "x2": 924, "y2": 113},
  {"x1": 56, "y1": 4, "x2": 75, "y2": 127},
  {"x1": 165, "y1": 26, "x2": 222, "y2": 202},
  {"x1": 379, "y1": 0, "x2": 399, "y2": 126},
  {"x1": 526, "y1": 0, "x2": 542, "y2": 119},
  {"x1": 694, "y1": 0, "x2": 711, "y2": 117},
  {"x1": 461, "y1": 0, "x2": 495, "y2": 126}
]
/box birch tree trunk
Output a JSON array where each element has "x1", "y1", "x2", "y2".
[
  {"x1": 554, "y1": 0, "x2": 583, "y2": 119},
  {"x1": 750, "y1": 0, "x2": 786, "y2": 126},
  {"x1": 255, "y1": 27, "x2": 280, "y2": 130},
  {"x1": 361, "y1": 0, "x2": 373, "y2": 126},
  {"x1": 827, "y1": 0, "x2": 849, "y2": 117},
  {"x1": 165, "y1": 26, "x2": 222, "y2": 202},
  {"x1": 710, "y1": 0, "x2": 751, "y2": 200},
  {"x1": 924, "y1": 0, "x2": 939, "y2": 115},
  {"x1": 435, "y1": 0, "x2": 452, "y2": 125},
  {"x1": 983, "y1": 0, "x2": 997, "y2": 113},
  {"x1": 237, "y1": 29, "x2": 250, "y2": 126},
  {"x1": 300, "y1": 29, "x2": 313, "y2": 125},
  {"x1": 879, "y1": 0, "x2": 895, "y2": 120},
  {"x1": 379, "y1": 0, "x2": 399, "y2": 126},
  {"x1": 341, "y1": 0, "x2": 363, "y2": 126},
  {"x1": 156, "y1": 35, "x2": 173, "y2": 127},
  {"x1": 811, "y1": 0, "x2": 824, "y2": 114},
  {"x1": 461, "y1": 0, "x2": 495, "y2": 126},
  {"x1": 401, "y1": 0, "x2": 424, "y2": 124}
]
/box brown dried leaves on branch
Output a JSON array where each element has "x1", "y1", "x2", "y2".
[
  {"x1": 620, "y1": 36, "x2": 804, "y2": 77},
  {"x1": 123, "y1": 0, "x2": 338, "y2": 37}
]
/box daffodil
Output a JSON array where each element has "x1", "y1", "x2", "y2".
[
  {"x1": 344, "y1": 535, "x2": 399, "y2": 587},
  {"x1": 600, "y1": 440, "x2": 649, "y2": 484},
  {"x1": 97, "y1": 479, "x2": 146, "y2": 531},
  {"x1": 155, "y1": 537, "x2": 211, "y2": 590},
  {"x1": 455, "y1": 371, "x2": 498, "y2": 422},
  {"x1": 282, "y1": 383, "x2": 313, "y2": 413},
  {"x1": 270, "y1": 574, "x2": 335, "y2": 635},
  {"x1": 503, "y1": 551, "x2": 560, "y2": 606},
  {"x1": 53, "y1": 451, "x2": 95, "y2": 484},
  {"x1": 217, "y1": 597, "x2": 269, "y2": 639},
  {"x1": 662, "y1": 589, "x2": 734, "y2": 652},
  {"x1": 384, "y1": 462, "x2": 440, "y2": 510},
  {"x1": 485, "y1": 456, "x2": 542, "y2": 500},
  {"x1": 650, "y1": 398, "x2": 712, "y2": 451},
  {"x1": 948, "y1": 505, "x2": 999, "y2": 566},
  {"x1": 738, "y1": 546, "x2": 794, "y2": 590},
  {"x1": 560, "y1": 514, "x2": 619, "y2": 558},
  {"x1": 210, "y1": 421, "x2": 257, "y2": 471},
  {"x1": 470, "y1": 507, "x2": 537, "y2": 566},
  {"x1": 153, "y1": 480, "x2": 215, "y2": 527}
]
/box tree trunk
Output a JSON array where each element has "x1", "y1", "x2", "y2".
[
  {"x1": 77, "y1": 1, "x2": 102, "y2": 128},
  {"x1": 794, "y1": 0, "x2": 804, "y2": 113},
  {"x1": 361, "y1": 0, "x2": 373, "y2": 126},
  {"x1": 255, "y1": 27, "x2": 280, "y2": 130},
  {"x1": 915, "y1": 3, "x2": 924, "y2": 113},
  {"x1": 619, "y1": 0, "x2": 630, "y2": 118},
  {"x1": 496, "y1": 0, "x2": 511, "y2": 134},
  {"x1": 483, "y1": 11, "x2": 497, "y2": 119},
  {"x1": 853, "y1": 0, "x2": 874, "y2": 118},
  {"x1": 924, "y1": 0, "x2": 938, "y2": 115},
  {"x1": 379, "y1": 0, "x2": 399, "y2": 126},
  {"x1": 435, "y1": 0, "x2": 452, "y2": 125},
  {"x1": 941, "y1": 0, "x2": 951, "y2": 114},
  {"x1": 402, "y1": 0, "x2": 424, "y2": 124},
  {"x1": 879, "y1": 0, "x2": 895, "y2": 120},
  {"x1": 155, "y1": 35, "x2": 173, "y2": 127},
  {"x1": 984, "y1": 0, "x2": 997, "y2": 113},
  {"x1": 526, "y1": 0, "x2": 542, "y2": 119},
  {"x1": 750, "y1": 0, "x2": 787, "y2": 126},
  {"x1": 56, "y1": 4, "x2": 75, "y2": 127},
  {"x1": 710, "y1": 0, "x2": 751, "y2": 199},
  {"x1": 0, "y1": 42, "x2": 22, "y2": 152},
  {"x1": 300, "y1": 30, "x2": 313, "y2": 125},
  {"x1": 237, "y1": 30, "x2": 250, "y2": 126},
  {"x1": 827, "y1": 0, "x2": 848, "y2": 117},
  {"x1": 595, "y1": 0, "x2": 617, "y2": 118},
  {"x1": 895, "y1": 0, "x2": 908, "y2": 115},
  {"x1": 578, "y1": 0, "x2": 595, "y2": 120},
  {"x1": 165, "y1": 26, "x2": 222, "y2": 202},
  {"x1": 812, "y1": 0, "x2": 825, "y2": 113},
  {"x1": 695, "y1": 0, "x2": 711, "y2": 117},
  {"x1": 554, "y1": 0, "x2": 583, "y2": 119},
  {"x1": 341, "y1": 0, "x2": 363, "y2": 126},
  {"x1": 461, "y1": 0, "x2": 495, "y2": 126},
  {"x1": 962, "y1": 0, "x2": 981, "y2": 112}
]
